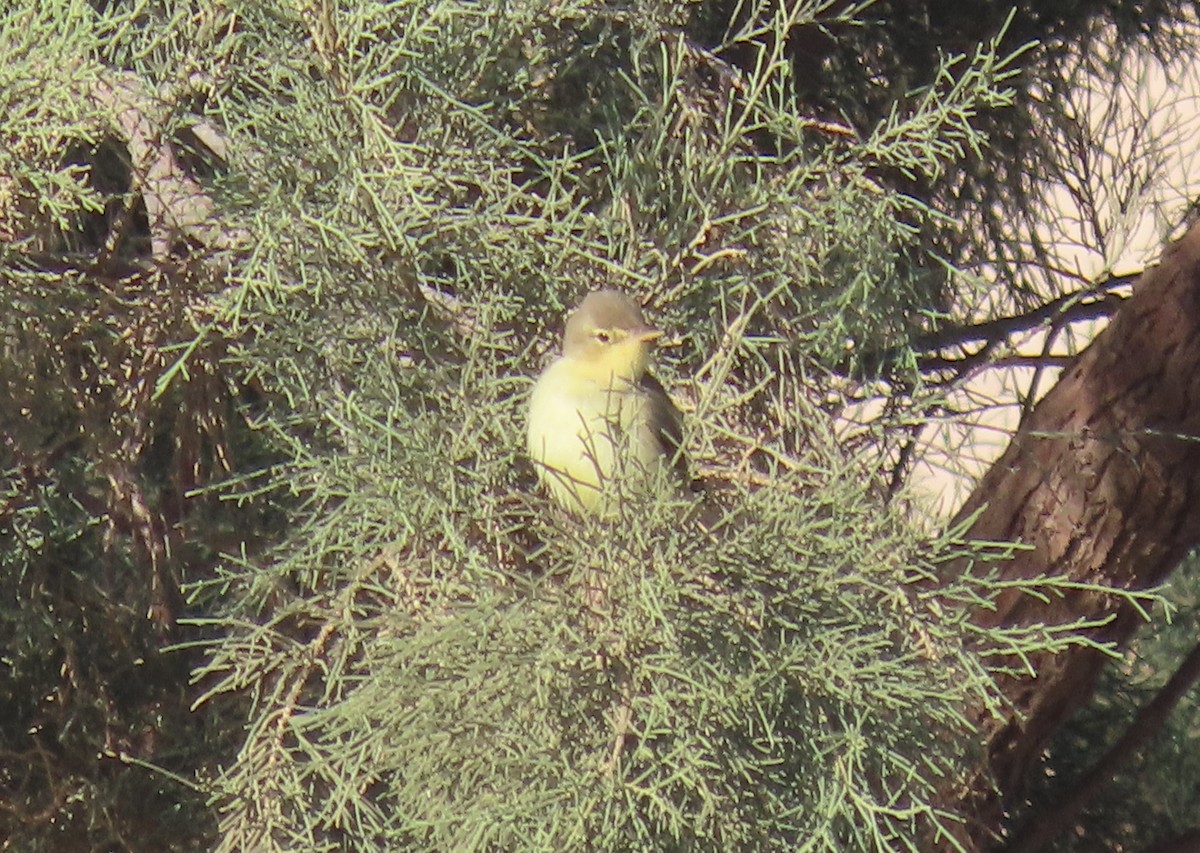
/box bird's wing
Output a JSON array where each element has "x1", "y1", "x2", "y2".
[{"x1": 638, "y1": 372, "x2": 690, "y2": 486}]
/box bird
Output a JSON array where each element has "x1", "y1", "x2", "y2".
[{"x1": 526, "y1": 290, "x2": 685, "y2": 516}]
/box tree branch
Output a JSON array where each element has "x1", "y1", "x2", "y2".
[
  {"x1": 855, "y1": 276, "x2": 1134, "y2": 380},
  {"x1": 942, "y1": 221, "x2": 1200, "y2": 846},
  {"x1": 915, "y1": 277, "x2": 1133, "y2": 356}
]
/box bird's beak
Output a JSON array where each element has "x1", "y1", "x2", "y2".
[{"x1": 636, "y1": 327, "x2": 663, "y2": 343}]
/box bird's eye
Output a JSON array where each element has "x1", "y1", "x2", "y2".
[{"x1": 594, "y1": 330, "x2": 612, "y2": 344}]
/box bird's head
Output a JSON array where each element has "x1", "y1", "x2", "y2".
[{"x1": 561, "y1": 291, "x2": 662, "y2": 384}]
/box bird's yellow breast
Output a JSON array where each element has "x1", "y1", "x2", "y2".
[{"x1": 526, "y1": 354, "x2": 662, "y2": 515}]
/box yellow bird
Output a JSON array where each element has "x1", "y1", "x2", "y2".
[{"x1": 526, "y1": 290, "x2": 684, "y2": 515}]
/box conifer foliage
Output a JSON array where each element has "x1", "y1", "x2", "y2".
[{"x1": 2, "y1": 1, "x2": 1192, "y2": 850}]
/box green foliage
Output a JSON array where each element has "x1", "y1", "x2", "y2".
[
  {"x1": 0, "y1": 3, "x2": 105, "y2": 244},
  {"x1": 2, "y1": 0, "x2": 1190, "y2": 851},
  {"x1": 173, "y1": 1, "x2": 1027, "y2": 849},
  {"x1": 191, "y1": 387, "x2": 998, "y2": 850},
  {"x1": 0, "y1": 267, "x2": 233, "y2": 852}
]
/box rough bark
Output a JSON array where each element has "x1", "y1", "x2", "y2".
[{"x1": 948, "y1": 220, "x2": 1200, "y2": 846}]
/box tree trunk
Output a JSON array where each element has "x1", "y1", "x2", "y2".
[{"x1": 947, "y1": 220, "x2": 1200, "y2": 847}]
